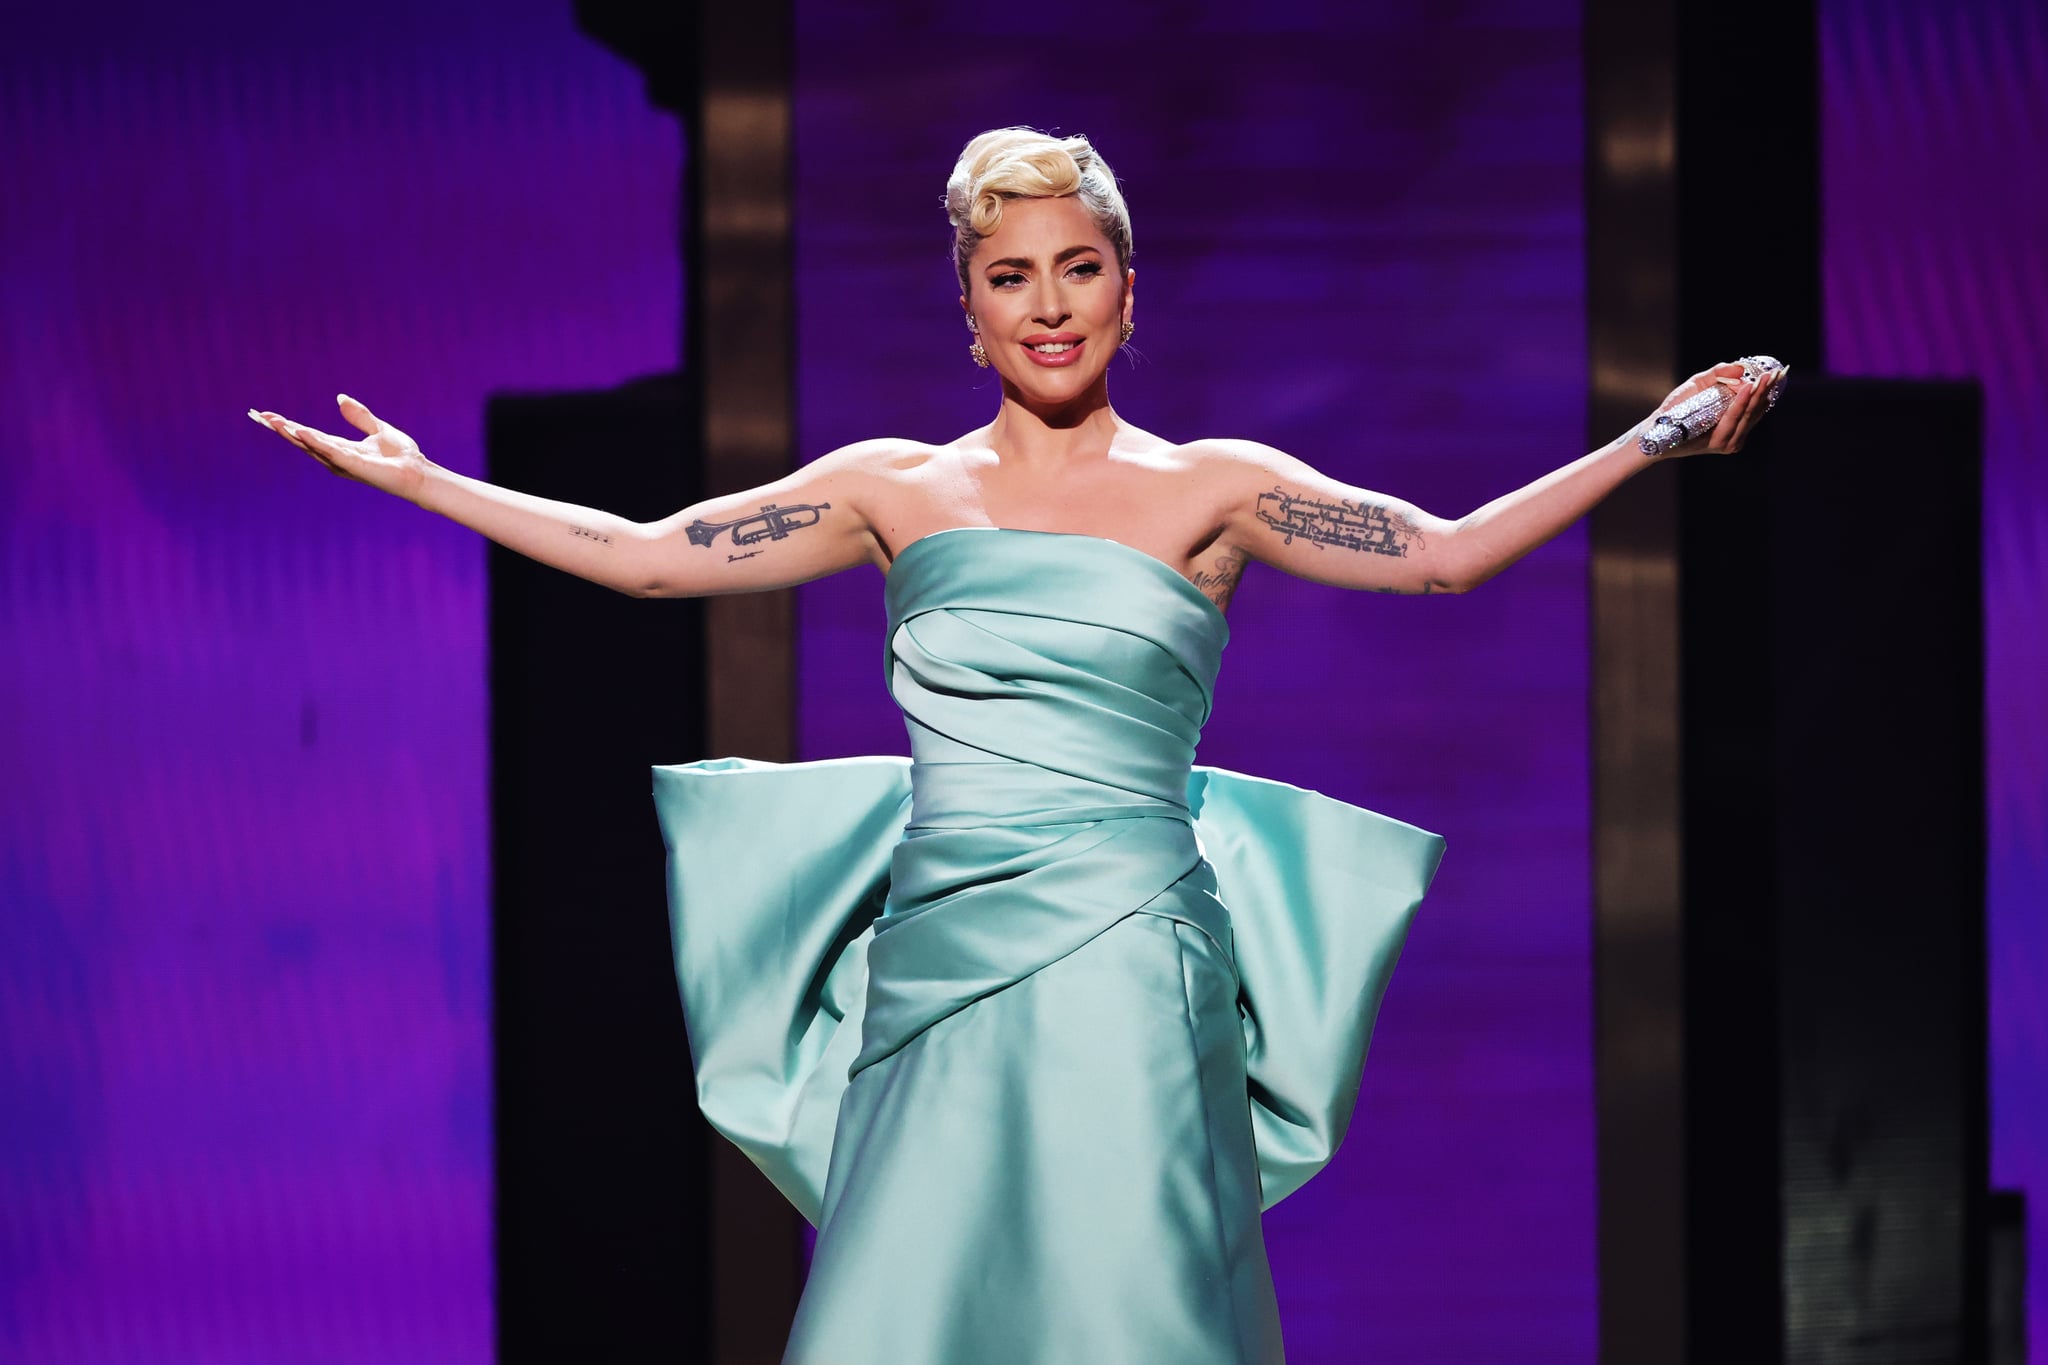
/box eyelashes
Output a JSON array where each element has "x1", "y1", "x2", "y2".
[{"x1": 986, "y1": 262, "x2": 1105, "y2": 290}]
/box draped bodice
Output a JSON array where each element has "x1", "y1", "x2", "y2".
[
  {"x1": 862, "y1": 529, "x2": 1239, "y2": 1077},
  {"x1": 885, "y1": 527, "x2": 1225, "y2": 830},
  {"x1": 653, "y1": 528, "x2": 1445, "y2": 1224}
]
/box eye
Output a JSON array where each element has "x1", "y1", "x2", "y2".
[
  {"x1": 988, "y1": 272, "x2": 1026, "y2": 289},
  {"x1": 1068, "y1": 261, "x2": 1103, "y2": 280}
]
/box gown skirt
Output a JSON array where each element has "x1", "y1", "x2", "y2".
[{"x1": 652, "y1": 529, "x2": 1446, "y2": 1365}]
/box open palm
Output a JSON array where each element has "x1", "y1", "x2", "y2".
[{"x1": 250, "y1": 395, "x2": 429, "y2": 503}]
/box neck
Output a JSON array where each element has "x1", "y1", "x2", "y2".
[{"x1": 985, "y1": 376, "x2": 1122, "y2": 463}]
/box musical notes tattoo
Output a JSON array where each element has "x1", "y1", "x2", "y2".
[
  {"x1": 1189, "y1": 547, "x2": 1250, "y2": 611},
  {"x1": 1255, "y1": 486, "x2": 1423, "y2": 558},
  {"x1": 569, "y1": 525, "x2": 613, "y2": 544},
  {"x1": 686, "y1": 502, "x2": 832, "y2": 550}
]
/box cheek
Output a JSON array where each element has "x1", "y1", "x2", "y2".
[
  {"x1": 1089, "y1": 281, "x2": 1128, "y2": 323},
  {"x1": 969, "y1": 290, "x2": 1020, "y2": 326}
]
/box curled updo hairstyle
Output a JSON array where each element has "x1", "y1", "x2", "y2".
[{"x1": 945, "y1": 128, "x2": 1133, "y2": 295}]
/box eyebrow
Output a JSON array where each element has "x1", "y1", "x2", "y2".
[{"x1": 985, "y1": 245, "x2": 1103, "y2": 272}]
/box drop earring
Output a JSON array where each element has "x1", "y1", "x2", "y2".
[
  {"x1": 967, "y1": 319, "x2": 990, "y2": 369},
  {"x1": 1119, "y1": 321, "x2": 1135, "y2": 347}
]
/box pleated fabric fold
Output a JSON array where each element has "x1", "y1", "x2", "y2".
[{"x1": 653, "y1": 528, "x2": 1445, "y2": 1228}]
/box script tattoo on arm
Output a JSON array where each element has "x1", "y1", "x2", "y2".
[
  {"x1": 1254, "y1": 486, "x2": 1425, "y2": 558},
  {"x1": 685, "y1": 501, "x2": 833, "y2": 550},
  {"x1": 1189, "y1": 547, "x2": 1250, "y2": 612}
]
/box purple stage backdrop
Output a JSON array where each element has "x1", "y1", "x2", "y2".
[
  {"x1": 790, "y1": 6, "x2": 1596, "y2": 1360},
  {"x1": 1819, "y1": 0, "x2": 2048, "y2": 1341},
  {"x1": 3, "y1": 0, "x2": 2042, "y2": 1361},
  {"x1": 0, "y1": 3, "x2": 678, "y2": 1360}
]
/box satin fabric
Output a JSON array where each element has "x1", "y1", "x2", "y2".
[{"x1": 653, "y1": 528, "x2": 1445, "y2": 1364}]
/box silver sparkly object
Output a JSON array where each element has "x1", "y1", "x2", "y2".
[{"x1": 1639, "y1": 356, "x2": 1785, "y2": 456}]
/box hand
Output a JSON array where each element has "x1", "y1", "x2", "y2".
[
  {"x1": 249, "y1": 395, "x2": 430, "y2": 504},
  {"x1": 1645, "y1": 359, "x2": 1789, "y2": 459}
]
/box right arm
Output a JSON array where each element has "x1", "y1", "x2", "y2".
[{"x1": 253, "y1": 396, "x2": 890, "y2": 598}]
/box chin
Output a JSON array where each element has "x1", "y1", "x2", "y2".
[{"x1": 1005, "y1": 364, "x2": 1109, "y2": 405}]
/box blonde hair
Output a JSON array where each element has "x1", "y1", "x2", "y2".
[{"x1": 945, "y1": 128, "x2": 1133, "y2": 294}]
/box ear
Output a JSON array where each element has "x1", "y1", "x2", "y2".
[
  {"x1": 1122, "y1": 268, "x2": 1137, "y2": 327},
  {"x1": 960, "y1": 293, "x2": 973, "y2": 329}
]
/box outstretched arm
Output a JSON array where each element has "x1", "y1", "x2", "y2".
[
  {"x1": 252, "y1": 396, "x2": 884, "y2": 598},
  {"x1": 1215, "y1": 360, "x2": 1787, "y2": 594}
]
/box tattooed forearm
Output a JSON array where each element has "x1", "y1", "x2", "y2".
[
  {"x1": 1189, "y1": 548, "x2": 1250, "y2": 611},
  {"x1": 1255, "y1": 486, "x2": 1424, "y2": 558},
  {"x1": 570, "y1": 525, "x2": 613, "y2": 544},
  {"x1": 685, "y1": 501, "x2": 832, "y2": 549}
]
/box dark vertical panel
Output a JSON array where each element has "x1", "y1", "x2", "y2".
[
  {"x1": 1588, "y1": 3, "x2": 1948, "y2": 1362},
  {"x1": 1676, "y1": 379, "x2": 1989, "y2": 1362},
  {"x1": 1585, "y1": 0, "x2": 1685, "y2": 1356},
  {"x1": 693, "y1": 3, "x2": 807, "y2": 1359},
  {"x1": 1672, "y1": 3, "x2": 1824, "y2": 371},
  {"x1": 571, "y1": 3, "x2": 806, "y2": 1354},
  {"x1": 697, "y1": 1, "x2": 798, "y2": 762},
  {"x1": 1664, "y1": 27, "x2": 1825, "y2": 1351},
  {"x1": 1752, "y1": 381, "x2": 1985, "y2": 1364},
  {"x1": 490, "y1": 380, "x2": 709, "y2": 1361}
]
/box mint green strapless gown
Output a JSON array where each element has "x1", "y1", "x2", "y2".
[{"x1": 653, "y1": 528, "x2": 1445, "y2": 1365}]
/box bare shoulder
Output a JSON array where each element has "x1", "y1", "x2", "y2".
[
  {"x1": 808, "y1": 435, "x2": 943, "y2": 477},
  {"x1": 801, "y1": 437, "x2": 944, "y2": 523},
  {"x1": 1173, "y1": 436, "x2": 1312, "y2": 487}
]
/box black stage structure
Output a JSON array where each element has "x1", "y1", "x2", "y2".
[
  {"x1": 492, "y1": 4, "x2": 805, "y2": 1363},
  {"x1": 1587, "y1": 1, "x2": 2007, "y2": 1362}
]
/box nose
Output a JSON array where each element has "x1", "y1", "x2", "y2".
[{"x1": 1030, "y1": 279, "x2": 1070, "y2": 330}]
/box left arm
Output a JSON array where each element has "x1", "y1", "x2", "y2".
[{"x1": 1214, "y1": 359, "x2": 1785, "y2": 594}]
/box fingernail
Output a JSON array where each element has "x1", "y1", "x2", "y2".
[{"x1": 337, "y1": 393, "x2": 350, "y2": 404}]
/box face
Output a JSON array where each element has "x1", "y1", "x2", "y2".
[{"x1": 960, "y1": 195, "x2": 1134, "y2": 408}]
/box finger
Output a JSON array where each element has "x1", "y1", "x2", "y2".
[
  {"x1": 270, "y1": 417, "x2": 312, "y2": 449},
  {"x1": 1671, "y1": 370, "x2": 1738, "y2": 421},
  {"x1": 1734, "y1": 364, "x2": 1788, "y2": 443},
  {"x1": 285, "y1": 420, "x2": 341, "y2": 454},
  {"x1": 280, "y1": 423, "x2": 340, "y2": 467},
  {"x1": 1694, "y1": 361, "x2": 1744, "y2": 396},
  {"x1": 1725, "y1": 371, "x2": 1764, "y2": 444},
  {"x1": 1711, "y1": 376, "x2": 1758, "y2": 451},
  {"x1": 252, "y1": 408, "x2": 312, "y2": 455},
  {"x1": 258, "y1": 412, "x2": 314, "y2": 452},
  {"x1": 1736, "y1": 370, "x2": 1769, "y2": 439},
  {"x1": 257, "y1": 411, "x2": 344, "y2": 472},
  {"x1": 337, "y1": 393, "x2": 383, "y2": 437}
]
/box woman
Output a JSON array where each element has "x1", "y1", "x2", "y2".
[{"x1": 253, "y1": 128, "x2": 1783, "y2": 1364}]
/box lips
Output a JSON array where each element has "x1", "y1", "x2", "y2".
[{"x1": 1019, "y1": 334, "x2": 1086, "y2": 368}]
